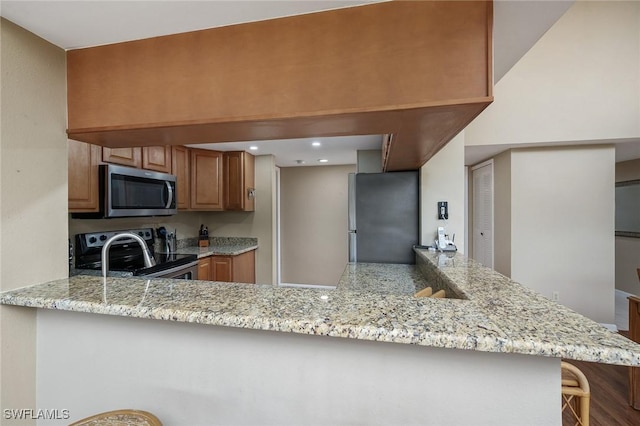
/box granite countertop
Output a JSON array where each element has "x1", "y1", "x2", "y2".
[
  {"x1": 164, "y1": 237, "x2": 258, "y2": 258},
  {"x1": 337, "y1": 263, "x2": 432, "y2": 295},
  {"x1": 3, "y1": 249, "x2": 640, "y2": 366}
]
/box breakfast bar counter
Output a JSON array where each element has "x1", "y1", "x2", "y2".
[
  {"x1": 3, "y1": 249, "x2": 639, "y2": 366},
  {"x1": 4, "y1": 249, "x2": 640, "y2": 425}
]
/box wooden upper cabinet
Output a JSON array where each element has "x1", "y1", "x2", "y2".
[
  {"x1": 102, "y1": 147, "x2": 141, "y2": 168},
  {"x1": 224, "y1": 151, "x2": 255, "y2": 211},
  {"x1": 142, "y1": 146, "x2": 172, "y2": 173},
  {"x1": 190, "y1": 148, "x2": 223, "y2": 211},
  {"x1": 66, "y1": 1, "x2": 493, "y2": 171},
  {"x1": 68, "y1": 140, "x2": 101, "y2": 212},
  {"x1": 171, "y1": 146, "x2": 190, "y2": 210}
]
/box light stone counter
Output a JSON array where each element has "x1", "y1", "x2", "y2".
[
  {"x1": 165, "y1": 236, "x2": 258, "y2": 258},
  {"x1": 2, "y1": 249, "x2": 640, "y2": 366}
]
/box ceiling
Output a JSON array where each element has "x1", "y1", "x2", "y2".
[
  {"x1": 187, "y1": 135, "x2": 383, "y2": 168},
  {"x1": 9, "y1": 0, "x2": 625, "y2": 168},
  {"x1": 466, "y1": 138, "x2": 640, "y2": 167}
]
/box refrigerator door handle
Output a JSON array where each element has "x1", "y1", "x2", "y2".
[{"x1": 348, "y1": 173, "x2": 356, "y2": 231}]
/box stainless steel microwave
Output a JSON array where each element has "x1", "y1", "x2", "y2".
[{"x1": 72, "y1": 164, "x2": 177, "y2": 218}]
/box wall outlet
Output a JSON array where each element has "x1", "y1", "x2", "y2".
[
  {"x1": 552, "y1": 291, "x2": 560, "y2": 302},
  {"x1": 437, "y1": 201, "x2": 448, "y2": 220}
]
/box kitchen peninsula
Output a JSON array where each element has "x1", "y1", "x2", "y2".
[{"x1": 3, "y1": 249, "x2": 639, "y2": 425}]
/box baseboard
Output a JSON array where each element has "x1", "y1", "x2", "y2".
[
  {"x1": 616, "y1": 289, "x2": 635, "y2": 299},
  {"x1": 279, "y1": 283, "x2": 337, "y2": 290},
  {"x1": 600, "y1": 323, "x2": 618, "y2": 332}
]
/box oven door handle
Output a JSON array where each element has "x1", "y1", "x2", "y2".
[
  {"x1": 141, "y1": 261, "x2": 199, "y2": 279},
  {"x1": 164, "y1": 181, "x2": 174, "y2": 209}
]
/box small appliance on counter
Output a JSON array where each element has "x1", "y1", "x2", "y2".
[
  {"x1": 156, "y1": 226, "x2": 177, "y2": 253},
  {"x1": 198, "y1": 224, "x2": 209, "y2": 247},
  {"x1": 435, "y1": 226, "x2": 457, "y2": 252}
]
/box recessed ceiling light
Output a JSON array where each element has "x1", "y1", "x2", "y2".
[
  {"x1": 249, "y1": 146, "x2": 259, "y2": 151},
  {"x1": 311, "y1": 141, "x2": 321, "y2": 147},
  {"x1": 318, "y1": 159, "x2": 329, "y2": 163},
  {"x1": 296, "y1": 160, "x2": 305, "y2": 165}
]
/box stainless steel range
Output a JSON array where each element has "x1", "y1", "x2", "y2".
[{"x1": 75, "y1": 228, "x2": 198, "y2": 279}]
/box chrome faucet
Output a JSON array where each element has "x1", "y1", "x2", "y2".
[{"x1": 101, "y1": 233, "x2": 156, "y2": 278}]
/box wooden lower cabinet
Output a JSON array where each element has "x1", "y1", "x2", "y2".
[
  {"x1": 197, "y1": 250, "x2": 255, "y2": 283},
  {"x1": 198, "y1": 257, "x2": 213, "y2": 281}
]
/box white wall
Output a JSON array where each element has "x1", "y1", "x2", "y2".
[
  {"x1": 280, "y1": 165, "x2": 354, "y2": 286},
  {"x1": 37, "y1": 309, "x2": 561, "y2": 426},
  {"x1": 420, "y1": 133, "x2": 465, "y2": 254},
  {"x1": 463, "y1": 0, "x2": 635, "y2": 324},
  {"x1": 466, "y1": 0, "x2": 640, "y2": 147},
  {"x1": 0, "y1": 18, "x2": 67, "y2": 423},
  {"x1": 509, "y1": 146, "x2": 616, "y2": 324}
]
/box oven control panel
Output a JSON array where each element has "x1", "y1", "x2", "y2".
[{"x1": 81, "y1": 228, "x2": 153, "y2": 249}]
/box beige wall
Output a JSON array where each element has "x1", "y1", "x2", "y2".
[
  {"x1": 509, "y1": 146, "x2": 616, "y2": 324},
  {"x1": 280, "y1": 165, "x2": 354, "y2": 286},
  {"x1": 203, "y1": 155, "x2": 277, "y2": 285},
  {"x1": 493, "y1": 151, "x2": 511, "y2": 277},
  {"x1": 357, "y1": 149, "x2": 382, "y2": 173},
  {"x1": 465, "y1": 0, "x2": 640, "y2": 147},
  {"x1": 615, "y1": 158, "x2": 640, "y2": 294},
  {"x1": 69, "y1": 211, "x2": 206, "y2": 241},
  {"x1": 0, "y1": 18, "x2": 67, "y2": 423},
  {"x1": 420, "y1": 133, "x2": 465, "y2": 254}
]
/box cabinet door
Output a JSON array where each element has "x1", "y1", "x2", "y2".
[
  {"x1": 232, "y1": 250, "x2": 256, "y2": 284},
  {"x1": 68, "y1": 140, "x2": 101, "y2": 212},
  {"x1": 171, "y1": 146, "x2": 190, "y2": 210},
  {"x1": 212, "y1": 257, "x2": 233, "y2": 282},
  {"x1": 142, "y1": 146, "x2": 172, "y2": 173},
  {"x1": 190, "y1": 148, "x2": 223, "y2": 210},
  {"x1": 198, "y1": 257, "x2": 212, "y2": 281},
  {"x1": 224, "y1": 151, "x2": 255, "y2": 211},
  {"x1": 102, "y1": 147, "x2": 142, "y2": 168}
]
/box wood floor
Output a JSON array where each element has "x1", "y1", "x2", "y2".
[{"x1": 563, "y1": 359, "x2": 640, "y2": 426}]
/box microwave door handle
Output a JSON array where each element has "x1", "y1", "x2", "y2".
[{"x1": 165, "y1": 181, "x2": 174, "y2": 209}]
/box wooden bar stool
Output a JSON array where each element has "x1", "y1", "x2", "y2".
[
  {"x1": 414, "y1": 287, "x2": 446, "y2": 298},
  {"x1": 69, "y1": 409, "x2": 162, "y2": 426},
  {"x1": 561, "y1": 361, "x2": 590, "y2": 426}
]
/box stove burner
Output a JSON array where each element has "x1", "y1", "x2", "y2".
[{"x1": 75, "y1": 228, "x2": 196, "y2": 276}]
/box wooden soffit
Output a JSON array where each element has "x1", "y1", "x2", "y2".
[{"x1": 67, "y1": 0, "x2": 493, "y2": 171}]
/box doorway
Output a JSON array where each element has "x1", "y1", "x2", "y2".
[{"x1": 471, "y1": 160, "x2": 494, "y2": 269}]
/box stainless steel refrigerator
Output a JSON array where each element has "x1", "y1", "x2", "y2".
[{"x1": 348, "y1": 171, "x2": 419, "y2": 264}]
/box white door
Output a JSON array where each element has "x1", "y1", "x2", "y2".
[{"x1": 472, "y1": 161, "x2": 494, "y2": 269}]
